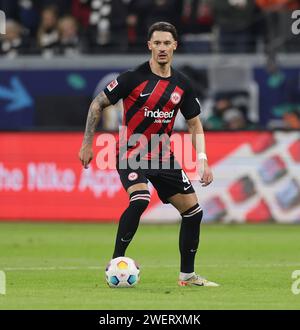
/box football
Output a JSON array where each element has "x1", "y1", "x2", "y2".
[{"x1": 105, "y1": 257, "x2": 140, "y2": 288}]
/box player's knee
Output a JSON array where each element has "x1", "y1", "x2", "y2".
[
  {"x1": 129, "y1": 190, "x2": 150, "y2": 212},
  {"x1": 181, "y1": 204, "x2": 203, "y2": 222}
]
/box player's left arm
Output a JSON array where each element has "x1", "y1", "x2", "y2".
[{"x1": 186, "y1": 116, "x2": 213, "y2": 187}]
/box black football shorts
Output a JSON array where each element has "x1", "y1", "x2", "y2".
[{"x1": 116, "y1": 161, "x2": 195, "y2": 204}]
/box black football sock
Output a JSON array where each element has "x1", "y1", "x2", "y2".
[
  {"x1": 179, "y1": 204, "x2": 203, "y2": 273},
  {"x1": 112, "y1": 190, "x2": 150, "y2": 258}
]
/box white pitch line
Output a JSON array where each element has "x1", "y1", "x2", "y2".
[
  {"x1": 200, "y1": 263, "x2": 300, "y2": 268},
  {"x1": 2, "y1": 263, "x2": 300, "y2": 271},
  {"x1": 3, "y1": 266, "x2": 102, "y2": 271}
]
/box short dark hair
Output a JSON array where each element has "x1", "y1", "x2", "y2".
[{"x1": 147, "y1": 22, "x2": 178, "y2": 41}]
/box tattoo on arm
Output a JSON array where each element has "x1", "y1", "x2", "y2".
[{"x1": 82, "y1": 91, "x2": 111, "y2": 146}]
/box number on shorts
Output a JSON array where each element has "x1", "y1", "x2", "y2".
[{"x1": 181, "y1": 170, "x2": 190, "y2": 185}]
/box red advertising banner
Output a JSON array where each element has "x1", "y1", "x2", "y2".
[
  {"x1": 1, "y1": 132, "x2": 299, "y2": 223},
  {"x1": 0, "y1": 132, "x2": 128, "y2": 221}
]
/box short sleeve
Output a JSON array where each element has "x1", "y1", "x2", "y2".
[
  {"x1": 180, "y1": 78, "x2": 202, "y2": 120},
  {"x1": 103, "y1": 71, "x2": 132, "y2": 105}
]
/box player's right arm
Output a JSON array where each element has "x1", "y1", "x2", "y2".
[{"x1": 78, "y1": 91, "x2": 111, "y2": 168}]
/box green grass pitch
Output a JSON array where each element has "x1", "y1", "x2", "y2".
[{"x1": 0, "y1": 222, "x2": 300, "y2": 310}]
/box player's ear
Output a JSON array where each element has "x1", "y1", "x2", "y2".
[
  {"x1": 173, "y1": 41, "x2": 178, "y2": 51},
  {"x1": 147, "y1": 40, "x2": 152, "y2": 51}
]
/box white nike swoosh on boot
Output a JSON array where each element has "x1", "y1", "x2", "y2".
[{"x1": 121, "y1": 238, "x2": 132, "y2": 242}]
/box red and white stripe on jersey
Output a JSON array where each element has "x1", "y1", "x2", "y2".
[
  {"x1": 124, "y1": 83, "x2": 184, "y2": 161},
  {"x1": 145, "y1": 85, "x2": 184, "y2": 161},
  {"x1": 121, "y1": 80, "x2": 170, "y2": 160},
  {"x1": 164, "y1": 86, "x2": 184, "y2": 134},
  {"x1": 123, "y1": 81, "x2": 148, "y2": 119},
  {"x1": 117, "y1": 81, "x2": 149, "y2": 157},
  {"x1": 127, "y1": 79, "x2": 170, "y2": 131}
]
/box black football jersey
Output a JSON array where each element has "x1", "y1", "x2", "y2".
[{"x1": 104, "y1": 61, "x2": 201, "y2": 160}]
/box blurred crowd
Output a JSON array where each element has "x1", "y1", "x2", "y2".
[
  {"x1": 1, "y1": 0, "x2": 300, "y2": 131},
  {"x1": 1, "y1": 0, "x2": 300, "y2": 57}
]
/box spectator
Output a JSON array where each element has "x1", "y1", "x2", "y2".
[
  {"x1": 256, "y1": 0, "x2": 300, "y2": 54},
  {"x1": 0, "y1": 0, "x2": 39, "y2": 39},
  {"x1": 223, "y1": 108, "x2": 249, "y2": 129},
  {"x1": 57, "y1": 15, "x2": 81, "y2": 55},
  {"x1": 205, "y1": 96, "x2": 255, "y2": 130},
  {"x1": 80, "y1": 0, "x2": 130, "y2": 53},
  {"x1": 71, "y1": 0, "x2": 91, "y2": 29},
  {"x1": 143, "y1": 0, "x2": 182, "y2": 30},
  {"x1": 283, "y1": 110, "x2": 300, "y2": 129},
  {"x1": 211, "y1": 0, "x2": 257, "y2": 53},
  {"x1": 41, "y1": 0, "x2": 72, "y2": 16},
  {"x1": 205, "y1": 98, "x2": 232, "y2": 129},
  {"x1": 110, "y1": 0, "x2": 131, "y2": 52},
  {"x1": 125, "y1": 0, "x2": 147, "y2": 52},
  {"x1": 0, "y1": 20, "x2": 28, "y2": 57},
  {"x1": 262, "y1": 56, "x2": 300, "y2": 128},
  {"x1": 126, "y1": 0, "x2": 182, "y2": 52},
  {"x1": 37, "y1": 5, "x2": 59, "y2": 56},
  {"x1": 180, "y1": 0, "x2": 214, "y2": 53},
  {"x1": 181, "y1": 0, "x2": 213, "y2": 34},
  {"x1": 126, "y1": 10, "x2": 139, "y2": 50}
]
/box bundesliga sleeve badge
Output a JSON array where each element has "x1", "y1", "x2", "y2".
[{"x1": 107, "y1": 79, "x2": 118, "y2": 92}]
